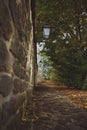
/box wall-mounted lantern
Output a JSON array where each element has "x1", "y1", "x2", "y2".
[{"x1": 43, "y1": 25, "x2": 51, "y2": 39}]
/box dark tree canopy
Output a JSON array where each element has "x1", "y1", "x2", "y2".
[{"x1": 36, "y1": 0, "x2": 87, "y2": 89}]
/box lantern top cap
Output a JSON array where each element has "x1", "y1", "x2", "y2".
[{"x1": 43, "y1": 24, "x2": 51, "y2": 28}]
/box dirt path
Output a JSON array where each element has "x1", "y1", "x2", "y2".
[{"x1": 20, "y1": 82, "x2": 87, "y2": 130}]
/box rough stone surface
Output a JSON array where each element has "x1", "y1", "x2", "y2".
[
  {"x1": 0, "y1": 40, "x2": 9, "y2": 64},
  {"x1": 13, "y1": 78, "x2": 29, "y2": 94},
  {"x1": 21, "y1": 80, "x2": 28, "y2": 92},
  {"x1": 11, "y1": 40, "x2": 27, "y2": 64},
  {"x1": 13, "y1": 60, "x2": 29, "y2": 80},
  {"x1": 15, "y1": 92, "x2": 26, "y2": 109},
  {"x1": 0, "y1": 0, "x2": 12, "y2": 40},
  {"x1": 13, "y1": 78, "x2": 22, "y2": 94},
  {"x1": 2, "y1": 97, "x2": 16, "y2": 123},
  {"x1": 0, "y1": 0, "x2": 35, "y2": 129},
  {"x1": 0, "y1": 73, "x2": 13, "y2": 96}
]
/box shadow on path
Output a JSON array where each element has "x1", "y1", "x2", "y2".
[{"x1": 20, "y1": 82, "x2": 87, "y2": 130}]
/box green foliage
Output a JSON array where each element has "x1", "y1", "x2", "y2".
[
  {"x1": 36, "y1": 0, "x2": 87, "y2": 89},
  {"x1": 43, "y1": 38, "x2": 87, "y2": 89}
]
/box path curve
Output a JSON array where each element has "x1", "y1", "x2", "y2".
[{"x1": 21, "y1": 83, "x2": 87, "y2": 130}]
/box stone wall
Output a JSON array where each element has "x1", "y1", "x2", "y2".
[{"x1": 0, "y1": 0, "x2": 35, "y2": 129}]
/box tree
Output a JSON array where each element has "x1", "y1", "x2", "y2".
[{"x1": 36, "y1": 0, "x2": 87, "y2": 89}]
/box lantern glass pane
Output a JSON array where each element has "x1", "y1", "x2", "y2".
[{"x1": 43, "y1": 26, "x2": 51, "y2": 39}]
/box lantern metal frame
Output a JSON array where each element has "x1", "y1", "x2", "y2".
[{"x1": 42, "y1": 25, "x2": 51, "y2": 39}]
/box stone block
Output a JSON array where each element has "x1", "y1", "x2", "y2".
[
  {"x1": 13, "y1": 78, "x2": 28, "y2": 94},
  {"x1": 17, "y1": 43, "x2": 26, "y2": 63},
  {"x1": 0, "y1": 73, "x2": 13, "y2": 96},
  {"x1": 15, "y1": 93, "x2": 26, "y2": 108},
  {"x1": 6, "y1": 105, "x2": 23, "y2": 130},
  {"x1": 21, "y1": 80, "x2": 28, "y2": 92},
  {"x1": 13, "y1": 60, "x2": 20, "y2": 72},
  {"x1": 13, "y1": 60, "x2": 28, "y2": 79},
  {"x1": 0, "y1": 1, "x2": 12, "y2": 40},
  {"x1": 13, "y1": 78, "x2": 21, "y2": 94},
  {"x1": 0, "y1": 64, "x2": 9, "y2": 73},
  {"x1": 0, "y1": 40, "x2": 12, "y2": 73},
  {"x1": 10, "y1": 41, "x2": 27, "y2": 63},
  {"x1": 0, "y1": 40, "x2": 9, "y2": 64},
  {"x1": 9, "y1": 0, "x2": 29, "y2": 36},
  {"x1": 19, "y1": 67, "x2": 26, "y2": 79},
  {"x1": 9, "y1": 0, "x2": 29, "y2": 66},
  {"x1": 9, "y1": 0, "x2": 23, "y2": 34},
  {"x1": 2, "y1": 97, "x2": 16, "y2": 123},
  {"x1": 25, "y1": 72, "x2": 30, "y2": 81}
]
